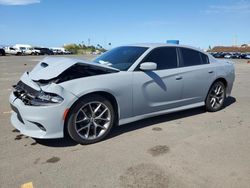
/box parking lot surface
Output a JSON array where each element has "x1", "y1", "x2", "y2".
[{"x1": 0, "y1": 55, "x2": 250, "y2": 188}]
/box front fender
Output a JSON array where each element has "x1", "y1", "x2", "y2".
[{"x1": 59, "y1": 72, "x2": 133, "y2": 120}]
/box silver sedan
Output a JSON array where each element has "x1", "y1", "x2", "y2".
[{"x1": 9, "y1": 43, "x2": 235, "y2": 144}]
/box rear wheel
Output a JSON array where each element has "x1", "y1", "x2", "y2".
[
  {"x1": 205, "y1": 81, "x2": 226, "y2": 112},
  {"x1": 67, "y1": 95, "x2": 115, "y2": 144}
]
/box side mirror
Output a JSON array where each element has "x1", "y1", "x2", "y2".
[{"x1": 140, "y1": 62, "x2": 157, "y2": 71}]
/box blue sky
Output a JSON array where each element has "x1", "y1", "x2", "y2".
[{"x1": 0, "y1": 0, "x2": 250, "y2": 49}]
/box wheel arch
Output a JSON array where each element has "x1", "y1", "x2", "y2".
[
  {"x1": 205, "y1": 77, "x2": 228, "y2": 101},
  {"x1": 212, "y1": 77, "x2": 228, "y2": 88},
  {"x1": 63, "y1": 91, "x2": 120, "y2": 136}
]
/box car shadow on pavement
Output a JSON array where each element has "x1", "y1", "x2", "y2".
[
  {"x1": 106, "y1": 96, "x2": 236, "y2": 140},
  {"x1": 34, "y1": 135, "x2": 78, "y2": 147},
  {"x1": 35, "y1": 96, "x2": 236, "y2": 147},
  {"x1": 223, "y1": 96, "x2": 236, "y2": 109}
]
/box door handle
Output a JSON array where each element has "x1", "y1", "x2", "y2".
[
  {"x1": 208, "y1": 71, "x2": 214, "y2": 74},
  {"x1": 175, "y1": 76, "x2": 183, "y2": 80}
]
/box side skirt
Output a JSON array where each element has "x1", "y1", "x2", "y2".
[{"x1": 119, "y1": 102, "x2": 205, "y2": 125}]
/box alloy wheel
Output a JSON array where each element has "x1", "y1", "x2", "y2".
[
  {"x1": 208, "y1": 83, "x2": 225, "y2": 109},
  {"x1": 74, "y1": 102, "x2": 111, "y2": 140}
]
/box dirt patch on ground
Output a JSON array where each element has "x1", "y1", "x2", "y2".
[
  {"x1": 152, "y1": 127, "x2": 162, "y2": 131},
  {"x1": 148, "y1": 145, "x2": 169, "y2": 157},
  {"x1": 119, "y1": 163, "x2": 169, "y2": 188},
  {"x1": 46, "y1": 156, "x2": 60, "y2": 163},
  {"x1": 34, "y1": 158, "x2": 40, "y2": 164},
  {"x1": 14, "y1": 134, "x2": 23, "y2": 140},
  {"x1": 12, "y1": 129, "x2": 20, "y2": 133},
  {"x1": 30, "y1": 142, "x2": 37, "y2": 145}
]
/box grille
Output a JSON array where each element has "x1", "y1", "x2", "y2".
[{"x1": 13, "y1": 81, "x2": 39, "y2": 105}]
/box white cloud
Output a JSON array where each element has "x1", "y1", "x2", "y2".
[
  {"x1": 0, "y1": 0, "x2": 40, "y2": 5},
  {"x1": 205, "y1": 1, "x2": 250, "y2": 14}
]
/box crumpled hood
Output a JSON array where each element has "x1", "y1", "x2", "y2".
[{"x1": 29, "y1": 57, "x2": 119, "y2": 81}]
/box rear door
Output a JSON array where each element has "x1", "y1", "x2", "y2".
[
  {"x1": 132, "y1": 47, "x2": 184, "y2": 116},
  {"x1": 177, "y1": 47, "x2": 216, "y2": 105}
]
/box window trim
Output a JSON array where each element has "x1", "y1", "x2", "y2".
[
  {"x1": 134, "y1": 46, "x2": 180, "y2": 71},
  {"x1": 200, "y1": 52, "x2": 210, "y2": 65}
]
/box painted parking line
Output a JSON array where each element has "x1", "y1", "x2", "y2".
[
  {"x1": 3, "y1": 111, "x2": 12, "y2": 114},
  {"x1": 30, "y1": 58, "x2": 42, "y2": 62},
  {"x1": 21, "y1": 182, "x2": 33, "y2": 188}
]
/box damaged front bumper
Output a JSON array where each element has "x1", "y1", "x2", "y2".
[{"x1": 9, "y1": 72, "x2": 78, "y2": 139}]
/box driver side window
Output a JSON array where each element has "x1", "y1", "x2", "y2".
[{"x1": 142, "y1": 47, "x2": 178, "y2": 70}]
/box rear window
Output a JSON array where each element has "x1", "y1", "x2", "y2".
[{"x1": 180, "y1": 48, "x2": 209, "y2": 67}]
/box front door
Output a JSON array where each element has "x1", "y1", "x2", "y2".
[{"x1": 132, "y1": 47, "x2": 183, "y2": 116}]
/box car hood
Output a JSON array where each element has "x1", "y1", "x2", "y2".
[{"x1": 29, "y1": 57, "x2": 119, "y2": 81}]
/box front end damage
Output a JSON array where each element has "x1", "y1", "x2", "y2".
[
  {"x1": 9, "y1": 57, "x2": 118, "y2": 138},
  {"x1": 9, "y1": 72, "x2": 78, "y2": 138}
]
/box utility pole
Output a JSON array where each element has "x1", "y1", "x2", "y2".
[
  {"x1": 88, "y1": 38, "x2": 90, "y2": 46},
  {"x1": 233, "y1": 34, "x2": 238, "y2": 46}
]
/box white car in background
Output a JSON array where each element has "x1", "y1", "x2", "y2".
[
  {"x1": 245, "y1": 54, "x2": 250, "y2": 59},
  {"x1": 13, "y1": 44, "x2": 40, "y2": 55},
  {"x1": 30, "y1": 48, "x2": 41, "y2": 55},
  {"x1": 20, "y1": 47, "x2": 40, "y2": 55},
  {"x1": 4, "y1": 47, "x2": 22, "y2": 55}
]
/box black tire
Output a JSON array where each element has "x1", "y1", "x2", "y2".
[
  {"x1": 205, "y1": 81, "x2": 226, "y2": 112},
  {"x1": 0, "y1": 49, "x2": 5, "y2": 56},
  {"x1": 67, "y1": 94, "x2": 115, "y2": 144}
]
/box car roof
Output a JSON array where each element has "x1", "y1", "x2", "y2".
[{"x1": 127, "y1": 43, "x2": 206, "y2": 53}]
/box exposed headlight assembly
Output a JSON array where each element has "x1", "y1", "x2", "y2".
[
  {"x1": 13, "y1": 81, "x2": 64, "y2": 106},
  {"x1": 30, "y1": 91, "x2": 64, "y2": 106}
]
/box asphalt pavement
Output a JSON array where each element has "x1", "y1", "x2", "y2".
[{"x1": 0, "y1": 55, "x2": 250, "y2": 188}]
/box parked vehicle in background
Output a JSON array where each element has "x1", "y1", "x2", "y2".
[
  {"x1": 9, "y1": 43, "x2": 235, "y2": 144},
  {"x1": 13, "y1": 44, "x2": 40, "y2": 55},
  {"x1": 212, "y1": 52, "x2": 225, "y2": 58},
  {"x1": 63, "y1": 50, "x2": 72, "y2": 55},
  {"x1": 245, "y1": 54, "x2": 250, "y2": 59},
  {"x1": 241, "y1": 53, "x2": 247, "y2": 59},
  {"x1": 0, "y1": 48, "x2": 5, "y2": 56},
  {"x1": 209, "y1": 52, "x2": 216, "y2": 56},
  {"x1": 240, "y1": 53, "x2": 250, "y2": 59},
  {"x1": 226, "y1": 52, "x2": 241, "y2": 59},
  {"x1": 30, "y1": 48, "x2": 41, "y2": 55},
  {"x1": 51, "y1": 49, "x2": 63, "y2": 55},
  {"x1": 51, "y1": 47, "x2": 71, "y2": 55},
  {"x1": 4, "y1": 47, "x2": 22, "y2": 55},
  {"x1": 231, "y1": 53, "x2": 241, "y2": 59},
  {"x1": 34, "y1": 47, "x2": 54, "y2": 55},
  {"x1": 212, "y1": 52, "x2": 242, "y2": 59},
  {"x1": 224, "y1": 53, "x2": 233, "y2": 59}
]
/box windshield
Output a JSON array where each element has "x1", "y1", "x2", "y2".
[{"x1": 93, "y1": 46, "x2": 148, "y2": 71}]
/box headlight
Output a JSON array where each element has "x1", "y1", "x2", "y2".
[
  {"x1": 30, "y1": 91, "x2": 64, "y2": 106},
  {"x1": 13, "y1": 81, "x2": 64, "y2": 106}
]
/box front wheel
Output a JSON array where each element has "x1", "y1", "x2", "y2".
[
  {"x1": 67, "y1": 95, "x2": 115, "y2": 144},
  {"x1": 205, "y1": 81, "x2": 226, "y2": 112}
]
